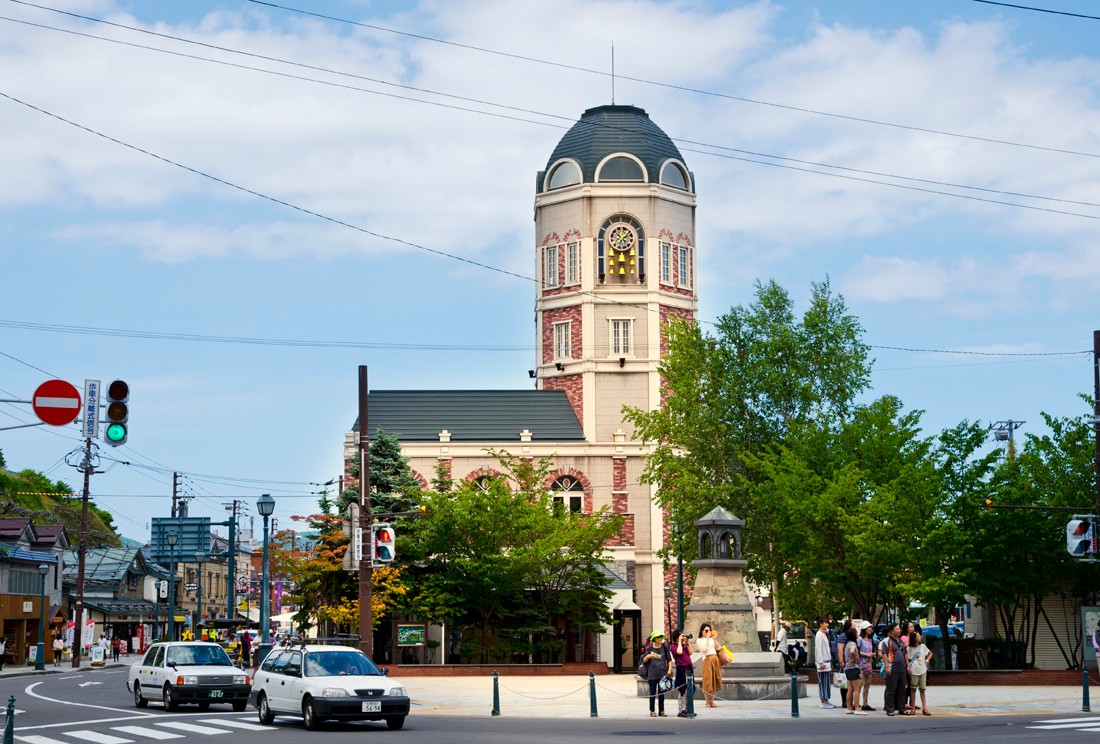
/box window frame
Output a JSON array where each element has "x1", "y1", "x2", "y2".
[
  {"x1": 553, "y1": 321, "x2": 571, "y2": 360},
  {"x1": 677, "y1": 245, "x2": 690, "y2": 288},
  {"x1": 544, "y1": 244, "x2": 559, "y2": 288},
  {"x1": 566, "y1": 242, "x2": 579, "y2": 284},
  {"x1": 660, "y1": 242, "x2": 671, "y2": 283},
  {"x1": 610, "y1": 318, "x2": 633, "y2": 356}
]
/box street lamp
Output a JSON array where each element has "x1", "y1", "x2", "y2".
[
  {"x1": 257, "y1": 493, "x2": 275, "y2": 667},
  {"x1": 195, "y1": 550, "x2": 204, "y2": 638},
  {"x1": 153, "y1": 580, "x2": 161, "y2": 642},
  {"x1": 166, "y1": 530, "x2": 178, "y2": 642},
  {"x1": 35, "y1": 563, "x2": 49, "y2": 671}
]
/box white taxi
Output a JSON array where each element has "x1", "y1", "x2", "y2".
[
  {"x1": 250, "y1": 643, "x2": 410, "y2": 730},
  {"x1": 127, "y1": 641, "x2": 250, "y2": 711}
]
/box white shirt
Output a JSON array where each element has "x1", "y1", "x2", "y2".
[{"x1": 814, "y1": 629, "x2": 832, "y2": 670}]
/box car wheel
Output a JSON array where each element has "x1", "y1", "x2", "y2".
[
  {"x1": 302, "y1": 697, "x2": 320, "y2": 731},
  {"x1": 232, "y1": 701, "x2": 247, "y2": 713},
  {"x1": 133, "y1": 684, "x2": 148, "y2": 709},
  {"x1": 385, "y1": 716, "x2": 405, "y2": 731},
  {"x1": 163, "y1": 684, "x2": 179, "y2": 711},
  {"x1": 257, "y1": 693, "x2": 275, "y2": 725}
]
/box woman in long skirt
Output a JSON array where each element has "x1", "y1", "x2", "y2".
[{"x1": 695, "y1": 623, "x2": 722, "y2": 708}]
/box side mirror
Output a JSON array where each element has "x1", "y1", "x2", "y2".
[{"x1": 379, "y1": 667, "x2": 390, "y2": 677}]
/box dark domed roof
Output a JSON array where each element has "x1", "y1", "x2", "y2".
[{"x1": 538, "y1": 105, "x2": 690, "y2": 193}]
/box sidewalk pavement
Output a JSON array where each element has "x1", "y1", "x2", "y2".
[{"x1": 1, "y1": 663, "x2": 1095, "y2": 721}]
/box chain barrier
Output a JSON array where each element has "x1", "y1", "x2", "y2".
[{"x1": 494, "y1": 679, "x2": 591, "y2": 701}]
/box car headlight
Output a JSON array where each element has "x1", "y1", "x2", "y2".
[
  {"x1": 179, "y1": 676, "x2": 199, "y2": 686},
  {"x1": 233, "y1": 675, "x2": 249, "y2": 685},
  {"x1": 320, "y1": 688, "x2": 350, "y2": 697},
  {"x1": 387, "y1": 686, "x2": 407, "y2": 697}
]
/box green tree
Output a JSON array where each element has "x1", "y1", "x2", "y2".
[{"x1": 339, "y1": 430, "x2": 422, "y2": 515}]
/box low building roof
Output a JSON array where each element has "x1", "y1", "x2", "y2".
[{"x1": 352, "y1": 390, "x2": 585, "y2": 443}]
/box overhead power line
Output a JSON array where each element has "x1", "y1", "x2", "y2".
[
  {"x1": 5, "y1": 6, "x2": 1100, "y2": 213},
  {"x1": 240, "y1": 0, "x2": 1100, "y2": 160},
  {"x1": 971, "y1": 0, "x2": 1100, "y2": 22}
]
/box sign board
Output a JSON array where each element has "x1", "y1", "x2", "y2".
[
  {"x1": 1084, "y1": 605, "x2": 1100, "y2": 667},
  {"x1": 81, "y1": 379, "x2": 101, "y2": 438},
  {"x1": 32, "y1": 379, "x2": 81, "y2": 426},
  {"x1": 150, "y1": 517, "x2": 212, "y2": 563},
  {"x1": 353, "y1": 526, "x2": 363, "y2": 562},
  {"x1": 397, "y1": 624, "x2": 425, "y2": 647}
]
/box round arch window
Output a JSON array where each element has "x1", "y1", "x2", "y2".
[
  {"x1": 660, "y1": 162, "x2": 689, "y2": 190},
  {"x1": 547, "y1": 161, "x2": 582, "y2": 189},
  {"x1": 598, "y1": 156, "x2": 644, "y2": 182}
]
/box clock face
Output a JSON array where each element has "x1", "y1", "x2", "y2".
[{"x1": 607, "y1": 224, "x2": 636, "y2": 252}]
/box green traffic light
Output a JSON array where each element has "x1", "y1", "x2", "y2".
[{"x1": 105, "y1": 423, "x2": 127, "y2": 442}]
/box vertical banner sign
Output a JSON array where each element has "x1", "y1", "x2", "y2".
[
  {"x1": 82, "y1": 379, "x2": 101, "y2": 438},
  {"x1": 353, "y1": 527, "x2": 363, "y2": 562},
  {"x1": 275, "y1": 580, "x2": 283, "y2": 614},
  {"x1": 1084, "y1": 606, "x2": 1100, "y2": 667}
]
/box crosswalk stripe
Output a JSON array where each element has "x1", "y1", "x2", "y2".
[
  {"x1": 17, "y1": 735, "x2": 68, "y2": 744},
  {"x1": 60, "y1": 732, "x2": 134, "y2": 744},
  {"x1": 110, "y1": 727, "x2": 184, "y2": 740},
  {"x1": 152, "y1": 723, "x2": 228, "y2": 736},
  {"x1": 196, "y1": 720, "x2": 268, "y2": 732},
  {"x1": 1033, "y1": 717, "x2": 1100, "y2": 724}
]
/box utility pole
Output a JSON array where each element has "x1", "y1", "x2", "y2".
[
  {"x1": 357, "y1": 366, "x2": 374, "y2": 658},
  {"x1": 1093, "y1": 330, "x2": 1099, "y2": 516},
  {"x1": 172, "y1": 472, "x2": 180, "y2": 518},
  {"x1": 71, "y1": 438, "x2": 93, "y2": 668},
  {"x1": 224, "y1": 499, "x2": 240, "y2": 621},
  {"x1": 989, "y1": 420, "x2": 1025, "y2": 458}
]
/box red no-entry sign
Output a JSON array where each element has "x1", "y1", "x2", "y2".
[{"x1": 32, "y1": 379, "x2": 82, "y2": 426}]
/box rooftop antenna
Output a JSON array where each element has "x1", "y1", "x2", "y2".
[{"x1": 611, "y1": 42, "x2": 615, "y2": 104}]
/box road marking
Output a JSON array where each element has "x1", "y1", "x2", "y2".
[
  {"x1": 60, "y1": 732, "x2": 134, "y2": 744},
  {"x1": 1032, "y1": 717, "x2": 1100, "y2": 724},
  {"x1": 23, "y1": 682, "x2": 157, "y2": 717},
  {"x1": 17, "y1": 736, "x2": 69, "y2": 744},
  {"x1": 152, "y1": 723, "x2": 229, "y2": 735},
  {"x1": 78, "y1": 682, "x2": 103, "y2": 687},
  {"x1": 110, "y1": 727, "x2": 183, "y2": 740},
  {"x1": 196, "y1": 720, "x2": 267, "y2": 731}
]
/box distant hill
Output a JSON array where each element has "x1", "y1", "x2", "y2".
[{"x1": 0, "y1": 463, "x2": 122, "y2": 547}]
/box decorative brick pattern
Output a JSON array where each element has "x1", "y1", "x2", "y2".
[
  {"x1": 612, "y1": 458, "x2": 627, "y2": 492},
  {"x1": 659, "y1": 305, "x2": 695, "y2": 359},
  {"x1": 606, "y1": 514, "x2": 635, "y2": 546},
  {"x1": 544, "y1": 468, "x2": 594, "y2": 513},
  {"x1": 541, "y1": 305, "x2": 583, "y2": 364},
  {"x1": 543, "y1": 373, "x2": 583, "y2": 424},
  {"x1": 409, "y1": 469, "x2": 429, "y2": 491}
]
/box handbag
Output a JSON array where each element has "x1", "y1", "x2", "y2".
[
  {"x1": 637, "y1": 660, "x2": 649, "y2": 680},
  {"x1": 656, "y1": 676, "x2": 674, "y2": 694},
  {"x1": 718, "y1": 646, "x2": 734, "y2": 665}
]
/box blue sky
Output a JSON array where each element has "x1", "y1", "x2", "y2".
[{"x1": 1, "y1": 0, "x2": 1098, "y2": 542}]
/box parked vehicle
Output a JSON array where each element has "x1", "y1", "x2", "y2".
[
  {"x1": 127, "y1": 641, "x2": 250, "y2": 711},
  {"x1": 250, "y1": 643, "x2": 411, "y2": 730}
]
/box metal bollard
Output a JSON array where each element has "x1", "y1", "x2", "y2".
[
  {"x1": 4, "y1": 695, "x2": 15, "y2": 744},
  {"x1": 491, "y1": 671, "x2": 501, "y2": 716},
  {"x1": 685, "y1": 669, "x2": 697, "y2": 718},
  {"x1": 790, "y1": 668, "x2": 799, "y2": 718},
  {"x1": 1083, "y1": 665, "x2": 1091, "y2": 713},
  {"x1": 588, "y1": 672, "x2": 598, "y2": 717}
]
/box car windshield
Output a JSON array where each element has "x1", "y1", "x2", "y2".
[
  {"x1": 166, "y1": 645, "x2": 233, "y2": 666},
  {"x1": 303, "y1": 651, "x2": 381, "y2": 677}
]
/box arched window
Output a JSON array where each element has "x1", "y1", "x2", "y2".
[
  {"x1": 660, "y1": 161, "x2": 689, "y2": 190},
  {"x1": 472, "y1": 475, "x2": 494, "y2": 491},
  {"x1": 547, "y1": 160, "x2": 582, "y2": 189},
  {"x1": 597, "y1": 215, "x2": 645, "y2": 284},
  {"x1": 597, "y1": 156, "x2": 644, "y2": 182},
  {"x1": 550, "y1": 475, "x2": 584, "y2": 514}
]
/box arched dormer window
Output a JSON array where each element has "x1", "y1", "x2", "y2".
[
  {"x1": 550, "y1": 475, "x2": 584, "y2": 514},
  {"x1": 596, "y1": 155, "x2": 645, "y2": 182},
  {"x1": 547, "y1": 160, "x2": 582, "y2": 190},
  {"x1": 659, "y1": 161, "x2": 690, "y2": 190}
]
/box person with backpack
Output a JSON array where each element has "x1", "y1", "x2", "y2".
[
  {"x1": 880, "y1": 623, "x2": 908, "y2": 716},
  {"x1": 640, "y1": 630, "x2": 674, "y2": 718}
]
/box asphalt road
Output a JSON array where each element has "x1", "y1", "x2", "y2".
[{"x1": 3, "y1": 669, "x2": 1100, "y2": 743}]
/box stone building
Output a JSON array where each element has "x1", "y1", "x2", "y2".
[{"x1": 345, "y1": 104, "x2": 697, "y2": 673}]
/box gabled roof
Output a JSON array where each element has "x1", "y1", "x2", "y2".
[
  {"x1": 0, "y1": 517, "x2": 34, "y2": 541},
  {"x1": 33, "y1": 525, "x2": 69, "y2": 549},
  {"x1": 63, "y1": 546, "x2": 140, "y2": 582},
  {"x1": 352, "y1": 390, "x2": 585, "y2": 443}
]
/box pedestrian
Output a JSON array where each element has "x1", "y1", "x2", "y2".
[
  {"x1": 857, "y1": 621, "x2": 875, "y2": 711},
  {"x1": 881, "y1": 623, "x2": 908, "y2": 716},
  {"x1": 695, "y1": 623, "x2": 722, "y2": 708},
  {"x1": 1091, "y1": 619, "x2": 1100, "y2": 659},
  {"x1": 0, "y1": 636, "x2": 7, "y2": 670},
  {"x1": 899, "y1": 621, "x2": 915, "y2": 712},
  {"x1": 775, "y1": 620, "x2": 790, "y2": 652},
  {"x1": 907, "y1": 630, "x2": 933, "y2": 715},
  {"x1": 240, "y1": 629, "x2": 252, "y2": 668},
  {"x1": 835, "y1": 619, "x2": 853, "y2": 710},
  {"x1": 669, "y1": 628, "x2": 693, "y2": 717},
  {"x1": 641, "y1": 630, "x2": 674, "y2": 718},
  {"x1": 842, "y1": 627, "x2": 865, "y2": 715},
  {"x1": 111, "y1": 636, "x2": 121, "y2": 662},
  {"x1": 53, "y1": 635, "x2": 65, "y2": 667},
  {"x1": 814, "y1": 617, "x2": 834, "y2": 709}
]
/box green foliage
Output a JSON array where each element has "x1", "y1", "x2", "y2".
[
  {"x1": 0, "y1": 464, "x2": 119, "y2": 546},
  {"x1": 402, "y1": 451, "x2": 624, "y2": 663},
  {"x1": 339, "y1": 430, "x2": 422, "y2": 515}
]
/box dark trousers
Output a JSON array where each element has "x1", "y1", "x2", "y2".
[
  {"x1": 884, "y1": 667, "x2": 906, "y2": 713},
  {"x1": 647, "y1": 680, "x2": 666, "y2": 713}
]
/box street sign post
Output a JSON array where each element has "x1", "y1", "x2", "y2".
[
  {"x1": 81, "y1": 379, "x2": 101, "y2": 438},
  {"x1": 32, "y1": 379, "x2": 81, "y2": 426}
]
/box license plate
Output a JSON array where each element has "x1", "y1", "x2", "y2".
[
  {"x1": 361, "y1": 701, "x2": 381, "y2": 713},
  {"x1": 209, "y1": 690, "x2": 224, "y2": 698}
]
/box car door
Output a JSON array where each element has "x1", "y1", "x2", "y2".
[
  {"x1": 267, "y1": 650, "x2": 297, "y2": 712},
  {"x1": 280, "y1": 652, "x2": 308, "y2": 714},
  {"x1": 133, "y1": 645, "x2": 159, "y2": 692},
  {"x1": 147, "y1": 645, "x2": 167, "y2": 699}
]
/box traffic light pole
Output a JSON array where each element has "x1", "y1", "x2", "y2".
[
  {"x1": 1093, "y1": 330, "x2": 1099, "y2": 518},
  {"x1": 357, "y1": 366, "x2": 374, "y2": 659},
  {"x1": 71, "y1": 437, "x2": 92, "y2": 668}
]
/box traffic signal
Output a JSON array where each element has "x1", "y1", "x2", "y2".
[
  {"x1": 372, "y1": 523, "x2": 395, "y2": 564},
  {"x1": 102, "y1": 379, "x2": 129, "y2": 446},
  {"x1": 1066, "y1": 518, "x2": 1096, "y2": 557}
]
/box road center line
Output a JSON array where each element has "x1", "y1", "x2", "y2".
[{"x1": 22, "y1": 682, "x2": 158, "y2": 720}]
